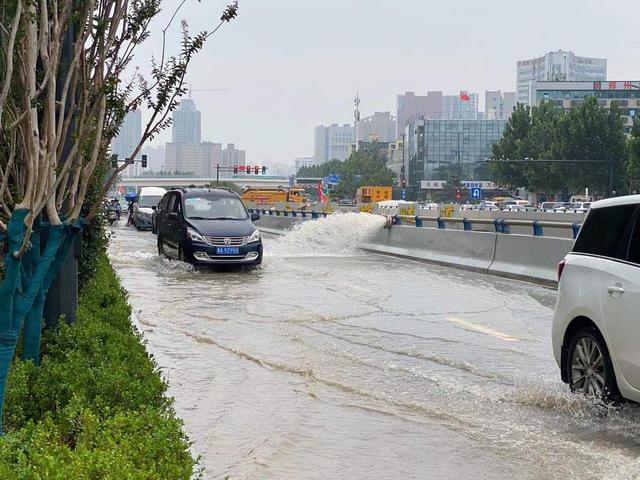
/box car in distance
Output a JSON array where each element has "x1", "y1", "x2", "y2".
[
  {"x1": 155, "y1": 188, "x2": 262, "y2": 266},
  {"x1": 133, "y1": 187, "x2": 166, "y2": 230},
  {"x1": 552, "y1": 195, "x2": 640, "y2": 402},
  {"x1": 540, "y1": 201, "x2": 560, "y2": 212},
  {"x1": 570, "y1": 202, "x2": 592, "y2": 214},
  {"x1": 477, "y1": 201, "x2": 499, "y2": 211}
]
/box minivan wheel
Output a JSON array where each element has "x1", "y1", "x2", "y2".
[
  {"x1": 177, "y1": 244, "x2": 187, "y2": 262},
  {"x1": 566, "y1": 327, "x2": 619, "y2": 402},
  {"x1": 157, "y1": 236, "x2": 164, "y2": 256}
]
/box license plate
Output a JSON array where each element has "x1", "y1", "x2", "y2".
[{"x1": 216, "y1": 247, "x2": 240, "y2": 255}]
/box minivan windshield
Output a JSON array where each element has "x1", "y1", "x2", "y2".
[
  {"x1": 138, "y1": 195, "x2": 163, "y2": 208},
  {"x1": 183, "y1": 196, "x2": 248, "y2": 220}
]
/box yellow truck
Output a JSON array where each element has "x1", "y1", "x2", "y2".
[{"x1": 241, "y1": 187, "x2": 307, "y2": 205}]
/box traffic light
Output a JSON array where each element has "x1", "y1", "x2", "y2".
[
  {"x1": 110, "y1": 154, "x2": 118, "y2": 168},
  {"x1": 455, "y1": 189, "x2": 462, "y2": 201},
  {"x1": 233, "y1": 166, "x2": 238, "y2": 174},
  {"x1": 262, "y1": 166, "x2": 267, "y2": 174},
  {"x1": 245, "y1": 165, "x2": 251, "y2": 174},
  {"x1": 254, "y1": 166, "x2": 259, "y2": 174},
  {"x1": 141, "y1": 155, "x2": 147, "y2": 168}
]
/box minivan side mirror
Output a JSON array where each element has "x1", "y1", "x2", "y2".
[
  {"x1": 250, "y1": 212, "x2": 260, "y2": 221},
  {"x1": 151, "y1": 205, "x2": 157, "y2": 211},
  {"x1": 168, "y1": 212, "x2": 179, "y2": 220}
]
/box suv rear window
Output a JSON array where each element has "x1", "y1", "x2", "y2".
[{"x1": 573, "y1": 205, "x2": 637, "y2": 261}]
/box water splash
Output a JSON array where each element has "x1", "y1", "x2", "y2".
[
  {"x1": 266, "y1": 212, "x2": 386, "y2": 258},
  {"x1": 110, "y1": 250, "x2": 196, "y2": 275}
]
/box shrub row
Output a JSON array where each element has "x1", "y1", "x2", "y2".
[{"x1": 0, "y1": 253, "x2": 198, "y2": 479}]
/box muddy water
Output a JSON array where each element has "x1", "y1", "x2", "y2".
[{"x1": 108, "y1": 214, "x2": 640, "y2": 480}]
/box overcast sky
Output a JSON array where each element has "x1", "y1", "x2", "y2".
[{"x1": 136, "y1": 0, "x2": 640, "y2": 167}]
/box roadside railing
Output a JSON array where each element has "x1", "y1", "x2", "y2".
[
  {"x1": 393, "y1": 214, "x2": 581, "y2": 239},
  {"x1": 249, "y1": 208, "x2": 582, "y2": 238}
]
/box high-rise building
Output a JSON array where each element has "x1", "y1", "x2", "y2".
[
  {"x1": 357, "y1": 111, "x2": 396, "y2": 143},
  {"x1": 141, "y1": 145, "x2": 166, "y2": 173},
  {"x1": 111, "y1": 110, "x2": 142, "y2": 177},
  {"x1": 405, "y1": 118, "x2": 506, "y2": 198},
  {"x1": 516, "y1": 50, "x2": 607, "y2": 105},
  {"x1": 165, "y1": 142, "x2": 223, "y2": 177},
  {"x1": 172, "y1": 98, "x2": 201, "y2": 144},
  {"x1": 441, "y1": 93, "x2": 479, "y2": 120},
  {"x1": 295, "y1": 157, "x2": 316, "y2": 173},
  {"x1": 396, "y1": 91, "x2": 443, "y2": 138},
  {"x1": 222, "y1": 143, "x2": 246, "y2": 168},
  {"x1": 485, "y1": 91, "x2": 516, "y2": 120},
  {"x1": 536, "y1": 80, "x2": 640, "y2": 133},
  {"x1": 314, "y1": 124, "x2": 355, "y2": 164}
]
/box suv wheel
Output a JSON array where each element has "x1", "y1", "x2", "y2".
[
  {"x1": 157, "y1": 236, "x2": 164, "y2": 256},
  {"x1": 566, "y1": 327, "x2": 620, "y2": 402}
]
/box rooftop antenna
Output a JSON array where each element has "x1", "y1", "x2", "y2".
[{"x1": 354, "y1": 88, "x2": 361, "y2": 152}]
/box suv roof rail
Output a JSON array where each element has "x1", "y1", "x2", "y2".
[{"x1": 169, "y1": 186, "x2": 186, "y2": 192}]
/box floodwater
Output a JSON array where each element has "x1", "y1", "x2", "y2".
[{"x1": 108, "y1": 213, "x2": 640, "y2": 480}]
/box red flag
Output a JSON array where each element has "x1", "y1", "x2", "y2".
[
  {"x1": 460, "y1": 91, "x2": 470, "y2": 102},
  {"x1": 317, "y1": 182, "x2": 326, "y2": 202}
]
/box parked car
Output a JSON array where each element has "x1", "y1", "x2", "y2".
[
  {"x1": 504, "y1": 203, "x2": 536, "y2": 212},
  {"x1": 570, "y1": 202, "x2": 592, "y2": 213},
  {"x1": 133, "y1": 187, "x2": 166, "y2": 230},
  {"x1": 553, "y1": 202, "x2": 575, "y2": 213},
  {"x1": 552, "y1": 194, "x2": 640, "y2": 402},
  {"x1": 155, "y1": 188, "x2": 263, "y2": 266},
  {"x1": 540, "y1": 201, "x2": 560, "y2": 212},
  {"x1": 460, "y1": 204, "x2": 475, "y2": 211},
  {"x1": 478, "y1": 201, "x2": 499, "y2": 211}
]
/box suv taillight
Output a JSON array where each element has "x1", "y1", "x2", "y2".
[{"x1": 557, "y1": 259, "x2": 566, "y2": 283}]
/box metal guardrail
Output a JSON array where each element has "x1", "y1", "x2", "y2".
[
  {"x1": 394, "y1": 214, "x2": 582, "y2": 239},
  {"x1": 249, "y1": 208, "x2": 330, "y2": 219}
]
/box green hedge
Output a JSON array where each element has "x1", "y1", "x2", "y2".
[{"x1": 0, "y1": 253, "x2": 199, "y2": 479}]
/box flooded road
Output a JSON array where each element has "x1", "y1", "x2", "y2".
[{"x1": 108, "y1": 214, "x2": 640, "y2": 480}]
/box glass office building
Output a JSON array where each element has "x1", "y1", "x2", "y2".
[
  {"x1": 405, "y1": 119, "x2": 506, "y2": 196},
  {"x1": 536, "y1": 80, "x2": 639, "y2": 133}
]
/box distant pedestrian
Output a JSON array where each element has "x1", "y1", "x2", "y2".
[{"x1": 112, "y1": 199, "x2": 121, "y2": 220}]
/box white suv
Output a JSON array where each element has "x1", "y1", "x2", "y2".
[{"x1": 552, "y1": 195, "x2": 640, "y2": 402}]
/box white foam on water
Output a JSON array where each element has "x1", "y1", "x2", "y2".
[
  {"x1": 266, "y1": 212, "x2": 386, "y2": 258},
  {"x1": 111, "y1": 250, "x2": 196, "y2": 275}
]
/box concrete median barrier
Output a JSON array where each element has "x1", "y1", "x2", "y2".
[
  {"x1": 254, "y1": 215, "x2": 306, "y2": 233},
  {"x1": 361, "y1": 226, "x2": 497, "y2": 273},
  {"x1": 488, "y1": 234, "x2": 573, "y2": 285}
]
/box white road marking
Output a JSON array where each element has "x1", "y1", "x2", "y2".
[{"x1": 448, "y1": 317, "x2": 520, "y2": 342}]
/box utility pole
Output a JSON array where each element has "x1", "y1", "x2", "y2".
[{"x1": 216, "y1": 164, "x2": 220, "y2": 186}]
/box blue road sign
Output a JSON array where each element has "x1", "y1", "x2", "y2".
[
  {"x1": 328, "y1": 174, "x2": 340, "y2": 185},
  {"x1": 470, "y1": 187, "x2": 482, "y2": 200}
]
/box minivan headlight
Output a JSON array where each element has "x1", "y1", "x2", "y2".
[
  {"x1": 248, "y1": 229, "x2": 260, "y2": 243},
  {"x1": 187, "y1": 228, "x2": 206, "y2": 243}
]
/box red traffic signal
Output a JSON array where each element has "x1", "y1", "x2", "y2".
[
  {"x1": 455, "y1": 190, "x2": 462, "y2": 201},
  {"x1": 233, "y1": 166, "x2": 238, "y2": 174},
  {"x1": 254, "y1": 165, "x2": 259, "y2": 174}
]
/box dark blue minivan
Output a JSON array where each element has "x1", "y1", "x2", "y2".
[{"x1": 154, "y1": 188, "x2": 262, "y2": 265}]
